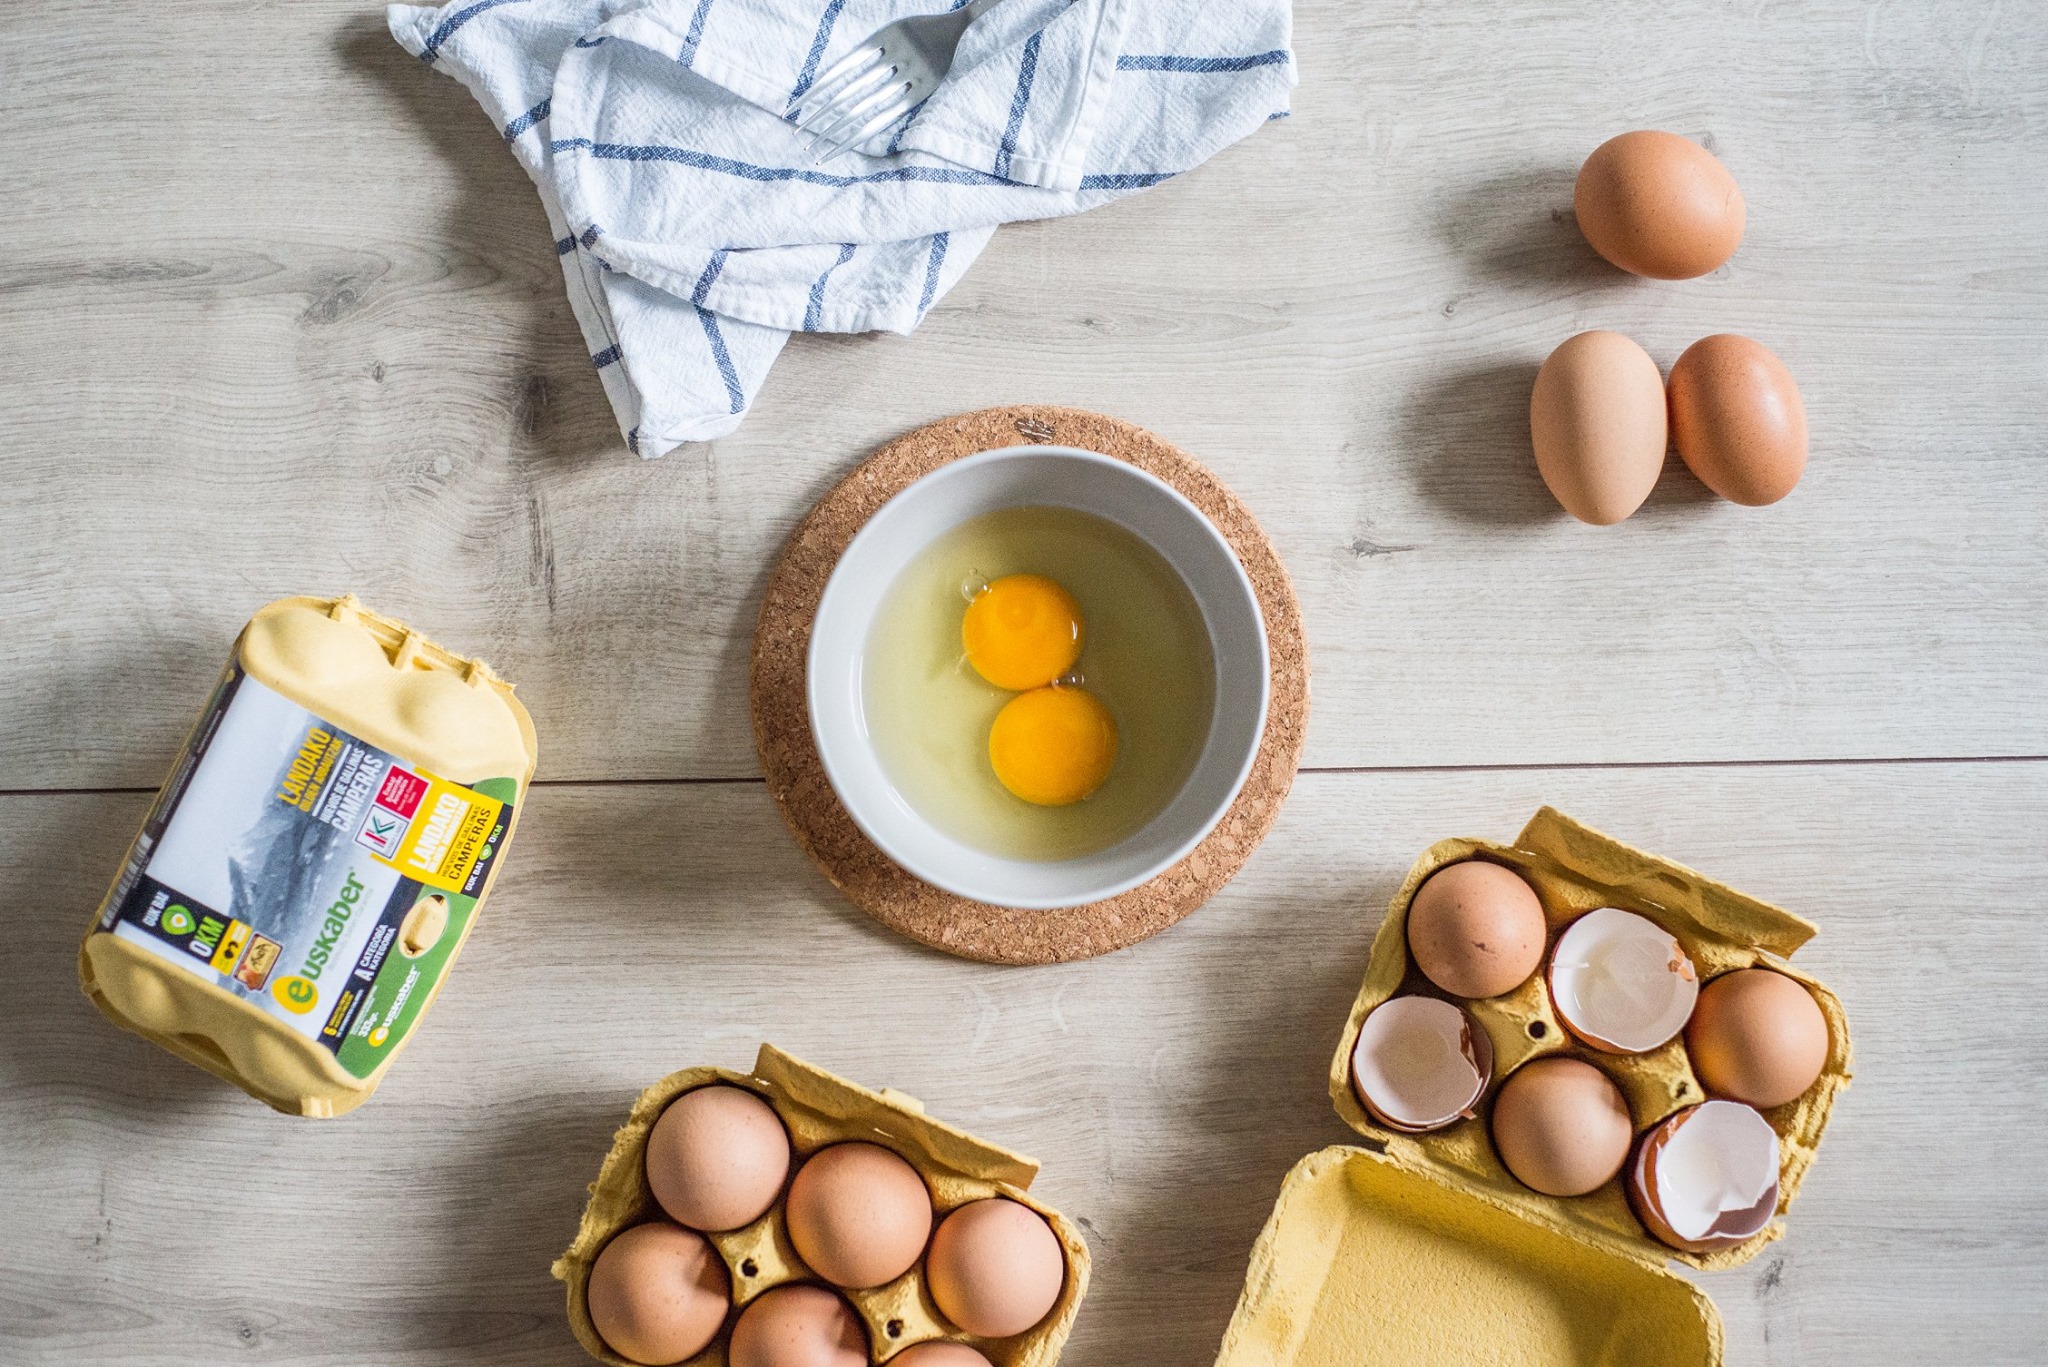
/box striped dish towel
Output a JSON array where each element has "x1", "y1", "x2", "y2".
[{"x1": 388, "y1": 0, "x2": 1295, "y2": 458}]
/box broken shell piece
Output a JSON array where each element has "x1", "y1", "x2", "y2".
[
  {"x1": 1548, "y1": 907, "x2": 1700, "y2": 1053},
  {"x1": 1350, "y1": 996, "x2": 1495, "y2": 1133},
  {"x1": 1628, "y1": 1100, "x2": 1781, "y2": 1253}
]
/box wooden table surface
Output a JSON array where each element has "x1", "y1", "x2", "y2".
[{"x1": 3, "y1": 2, "x2": 2043, "y2": 1364}]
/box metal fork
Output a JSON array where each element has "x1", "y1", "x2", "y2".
[{"x1": 793, "y1": 0, "x2": 1007, "y2": 161}]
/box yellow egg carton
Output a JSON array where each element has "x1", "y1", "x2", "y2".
[
  {"x1": 556, "y1": 1043, "x2": 1091, "y2": 1367},
  {"x1": 79, "y1": 595, "x2": 538, "y2": 1117},
  {"x1": 1216, "y1": 807, "x2": 1853, "y2": 1367}
]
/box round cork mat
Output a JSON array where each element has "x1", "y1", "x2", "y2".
[{"x1": 750, "y1": 406, "x2": 1309, "y2": 965}]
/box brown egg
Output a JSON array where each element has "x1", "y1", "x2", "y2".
[
  {"x1": 647, "y1": 1085, "x2": 792, "y2": 1232},
  {"x1": 891, "y1": 1342, "x2": 997, "y2": 1367},
  {"x1": 925, "y1": 1198, "x2": 1067, "y2": 1339},
  {"x1": 1668, "y1": 334, "x2": 1808, "y2": 505},
  {"x1": 727, "y1": 1284, "x2": 867, "y2": 1367},
  {"x1": 586, "y1": 1222, "x2": 731, "y2": 1366},
  {"x1": 1530, "y1": 331, "x2": 1668, "y2": 525},
  {"x1": 1574, "y1": 130, "x2": 1746, "y2": 279},
  {"x1": 784, "y1": 1142, "x2": 933, "y2": 1288},
  {"x1": 1489, "y1": 1057, "x2": 1634, "y2": 1197},
  {"x1": 1686, "y1": 968, "x2": 1830, "y2": 1108},
  {"x1": 1407, "y1": 861, "x2": 1548, "y2": 999}
]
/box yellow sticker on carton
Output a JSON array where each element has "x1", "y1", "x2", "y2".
[
  {"x1": 207, "y1": 919, "x2": 252, "y2": 975},
  {"x1": 384, "y1": 777, "x2": 504, "y2": 894}
]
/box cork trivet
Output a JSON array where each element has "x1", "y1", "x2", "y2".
[{"x1": 750, "y1": 406, "x2": 1309, "y2": 965}]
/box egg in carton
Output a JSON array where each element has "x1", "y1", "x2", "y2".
[
  {"x1": 556, "y1": 1043, "x2": 1090, "y2": 1366},
  {"x1": 1216, "y1": 807, "x2": 1852, "y2": 1367}
]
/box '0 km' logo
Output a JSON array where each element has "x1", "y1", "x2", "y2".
[{"x1": 272, "y1": 975, "x2": 319, "y2": 1014}]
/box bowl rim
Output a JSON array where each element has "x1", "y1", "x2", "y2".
[{"x1": 805, "y1": 443, "x2": 1271, "y2": 910}]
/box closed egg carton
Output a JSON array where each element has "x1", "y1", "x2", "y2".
[
  {"x1": 554, "y1": 1043, "x2": 1090, "y2": 1366},
  {"x1": 1326, "y1": 807, "x2": 1853, "y2": 1271},
  {"x1": 78, "y1": 594, "x2": 537, "y2": 1118}
]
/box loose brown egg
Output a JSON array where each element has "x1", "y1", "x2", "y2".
[
  {"x1": 1686, "y1": 968, "x2": 1830, "y2": 1108},
  {"x1": 784, "y1": 1142, "x2": 933, "y2": 1289},
  {"x1": 586, "y1": 1222, "x2": 731, "y2": 1366},
  {"x1": 1530, "y1": 330, "x2": 1668, "y2": 525},
  {"x1": 727, "y1": 1284, "x2": 867, "y2": 1367},
  {"x1": 1667, "y1": 334, "x2": 1808, "y2": 505},
  {"x1": 1407, "y1": 861, "x2": 1548, "y2": 999},
  {"x1": 646, "y1": 1085, "x2": 793, "y2": 1232},
  {"x1": 891, "y1": 1344, "x2": 996, "y2": 1367},
  {"x1": 925, "y1": 1199, "x2": 1067, "y2": 1339},
  {"x1": 1489, "y1": 1057, "x2": 1634, "y2": 1197},
  {"x1": 1574, "y1": 130, "x2": 1746, "y2": 279}
]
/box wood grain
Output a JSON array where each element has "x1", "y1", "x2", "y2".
[
  {"x1": 1, "y1": 3, "x2": 2044, "y2": 785},
  {"x1": 5, "y1": 765, "x2": 2044, "y2": 1366}
]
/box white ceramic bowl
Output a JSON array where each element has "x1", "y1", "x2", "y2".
[{"x1": 807, "y1": 445, "x2": 1270, "y2": 909}]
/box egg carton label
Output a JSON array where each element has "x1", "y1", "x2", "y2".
[{"x1": 93, "y1": 669, "x2": 517, "y2": 1078}]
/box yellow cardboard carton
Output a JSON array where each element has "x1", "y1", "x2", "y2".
[
  {"x1": 79, "y1": 595, "x2": 538, "y2": 1117},
  {"x1": 1216, "y1": 808, "x2": 1852, "y2": 1366},
  {"x1": 558, "y1": 1043, "x2": 1091, "y2": 1366}
]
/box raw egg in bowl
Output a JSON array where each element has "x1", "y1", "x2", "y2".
[{"x1": 806, "y1": 446, "x2": 1269, "y2": 910}]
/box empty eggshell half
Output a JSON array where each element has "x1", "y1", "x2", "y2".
[
  {"x1": 1549, "y1": 907, "x2": 1700, "y2": 1054},
  {"x1": 1628, "y1": 1100, "x2": 1781, "y2": 1253},
  {"x1": 1349, "y1": 996, "x2": 1494, "y2": 1133}
]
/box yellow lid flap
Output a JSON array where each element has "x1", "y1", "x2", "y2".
[
  {"x1": 752, "y1": 1044, "x2": 1041, "y2": 1190},
  {"x1": 1214, "y1": 1146, "x2": 1722, "y2": 1367},
  {"x1": 1515, "y1": 807, "x2": 1816, "y2": 959}
]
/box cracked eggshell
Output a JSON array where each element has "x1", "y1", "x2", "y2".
[
  {"x1": 1349, "y1": 996, "x2": 1494, "y2": 1133},
  {"x1": 1549, "y1": 907, "x2": 1700, "y2": 1054},
  {"x1": 1628, "y1": 1101, "x2": 1781, "y2": 1254}
]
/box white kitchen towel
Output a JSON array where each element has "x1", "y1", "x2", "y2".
[{"x1": 388, "y1": 0, "x2": 1294, "y2": 457}]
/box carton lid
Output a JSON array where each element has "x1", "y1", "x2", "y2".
[
  {"x1": 1214, "y1": 1146, "x2": 1721, "y2": 1367},
  {"x1": 751, "y1": 1044, "x2": 1042, "y2": 1190}
]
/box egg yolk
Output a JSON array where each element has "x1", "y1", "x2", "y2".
[
  {"x1": 988, "y1": 686, "x2": 1117, "y2": 806},
  {"x1": 962, "y1": 574, "x2": 1083, "y2": 691}
]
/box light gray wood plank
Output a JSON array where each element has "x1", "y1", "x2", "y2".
[
  {"x1": 5, "y1": 763, "x2": 2043, "y2": 1365},
  {"x1": 1, "y1": 3, "x2": 2045, "y2": 786}
]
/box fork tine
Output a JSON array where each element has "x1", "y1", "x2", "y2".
[
  {"x1": 808, "y1": 94, "x2": 915, "y2": 163},
  {"x1": 804, "y1": 39, "x2": 887, "y2": 107},
  {"x1": 806, "y1": 74, "x2": 910, "y2": 151},
  {"x1": 794, "y1": 58, "x2": 893, "y2": 134}
]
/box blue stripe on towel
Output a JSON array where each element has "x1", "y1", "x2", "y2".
[
  {"x1": 678, "y1": 0, "x2": 716, "y2": 65},
  {"x1": 555, "y1": 235, "x2": 577, "y2": 255},
  {"x1": 591, "y1": 344, "x2": 622, "y2": 369},
  {"x1": 695, "y1": 306, "x2": 745, "y2": 413},
  {"x1": 627, "y1": 425, "x2": 640, "y2": 454},
  {"x1": 788, "y1": 0, "x2": 849, "y2": 108},
  {"x1": 993, "y1": 31, "x2": 1043, "y2": 180},
  {"x1": 917, "y1": 232, "x2": 949, "y2": 315},
  {"x1": 1116, "y1": 50, "x2": 1290, "y2": 73},
  {"x1": 579, "y1": 223, "x2": 604, "y2": 247},
  {"x1": 692, "y1": 250, "x2": 729, "y2": 305},
  {"x1": 1079, "y1": 172, "x2": 1174, "y2": 189},
  {"x1": 803, "y1": 244, "x2": 858, "y2": 332},
  {"x1": 573, "y1": 34, "x2": 608, "y2": 46},
  {"x1": 419, "y1": 0, "x2": 528, "y2": 63},
  {"x1": 502, "y1": 98, "x2": 550, "y2": 141},
  {"x1": 551, "y1": 139, "x2": 1023, "y2": 187}
]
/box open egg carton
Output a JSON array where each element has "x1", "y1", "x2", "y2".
[
  {"x1": 1325, "y1": 805, "x2": 1851, "y2": 1268},
  {"x1": 555, "y1": 1043, "x2": 1090, "y2": 1367},
  {"x1": 1217, "y1": 807, "x2": 1853, "y2": 1367}
]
